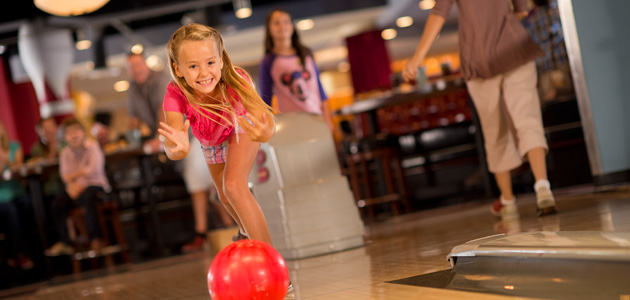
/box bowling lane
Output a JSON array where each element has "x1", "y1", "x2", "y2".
[
  {"x1": 3, "y1": 184, "x2": 630, "y2": 300},
  {"x1": 300, "y1": 283, "x2": 543, "y2": 300}
]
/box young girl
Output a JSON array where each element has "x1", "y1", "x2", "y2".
[
  {"x1": 259, "y1": 9, "x2": 335, "y2": 134},
  {"x1": 158, "y1": 23, "x2": 276, "y2": 246},
  {"x1": 47, "y1": 117, "x2": 110, "y2": 256}
]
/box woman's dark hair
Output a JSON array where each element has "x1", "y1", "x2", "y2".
[{"x1": 264, "y1": 9, "x2": 312, "y2": 69}]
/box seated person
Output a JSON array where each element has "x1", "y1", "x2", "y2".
[
  {"x1": 91, "y1": 121, "x2": 110, "y2": 148},
  {"x1": 523, "y1": 0, "x2": 575, "y2": 102},
  {"x1": 90, "y1": 113, "x2": 126, "y2": 154},
  {"x1": 29, "y1": 117, "x2": 65, "y2": 164},
  {"x1": 45, "y1": 117, "x2": 110, "y2": 256},
  {"x1": 0, "y1": 196, "x2": 34, "y2": 270},
  {"x1": 27, "y1": 117, "x2": 65, "y2": 199},
  {"x1": 0, "y1": 120, "x2": 34, "y2": 269}
]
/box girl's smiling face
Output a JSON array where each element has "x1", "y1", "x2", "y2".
[{"x1": 173, "y1": 39, "x2": 223, "y2": 97}]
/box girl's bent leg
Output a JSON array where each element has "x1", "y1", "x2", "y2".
[
  {"x1": 208, "y1": 163, "x2": 245, "y2": 235},
  {"x1": 223, "y1": 134, "x2": 272, "y2": 246}
]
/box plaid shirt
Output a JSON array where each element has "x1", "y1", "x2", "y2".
[{"x1": 523, "y1": 1, "x2": 568, "y2": 72}]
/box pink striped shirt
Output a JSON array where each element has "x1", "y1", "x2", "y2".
[{"x1": 59, "y1": 139, "x2": 110, "y2": 191}]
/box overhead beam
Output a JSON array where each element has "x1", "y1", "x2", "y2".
[{"x1": 0, "y1": 0, "x2": 231, "y2": 35}]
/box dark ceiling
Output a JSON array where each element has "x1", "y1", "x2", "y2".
[
  {"x1": 1, "y1": 0, "x2": 388, "y2": 57},
  {"x1": 1, "y1": 0, "x2": 270, "y2": 43}
]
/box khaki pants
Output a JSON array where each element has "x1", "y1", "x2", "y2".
[{"x1": 466, "y1": 61, "x2": 548, "y2": 173}]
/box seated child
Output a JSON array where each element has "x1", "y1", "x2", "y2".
[{"x1": 45, "y1": 117, "x2": 110, "y2": 255}]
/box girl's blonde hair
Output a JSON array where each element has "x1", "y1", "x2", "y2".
[{"x1": 167, "y1": 23, "x2": 272, "y2": 127}]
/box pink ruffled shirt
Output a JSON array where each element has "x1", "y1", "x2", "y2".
[{"x1": 163, "y1": 82, "x2": 247, "y2": 146}]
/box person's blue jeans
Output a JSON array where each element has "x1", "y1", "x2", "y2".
[
  {"x1": 0, "y1": 195, "x2": 31, "y2": 257},
  {"x1": 51, "y1": 186, "x2": 104, "y2": 245}
]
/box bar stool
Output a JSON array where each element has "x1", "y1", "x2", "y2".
[
  {"x1": 67, "y1": 191, "x2": 130, "y2": 273},
  {"x1": 345, "y1": 146, "x2": 412, "y2": 223}
]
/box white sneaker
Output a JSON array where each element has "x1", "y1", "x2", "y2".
[
  {"x1": 490, "y1": 199, "x2": 519, "y2": 220},
  {"x1": 536, "y1": 188, "x2": 558, "y2": 217},
  {"x1": 45, "y1": 242, "x2": 75, "y2": 256},
  {"x1": 501, "y1": 203, "x2": 519, "y2": 220}
]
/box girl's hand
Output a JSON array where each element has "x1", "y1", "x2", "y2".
[
  {"x1": 238, "y1": 111, "x2": 274, "y2": 143},
  {"x1": 158, "y1": 120, "x2": 190, "y2": 160}
]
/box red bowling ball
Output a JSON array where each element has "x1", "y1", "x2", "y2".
[{"x1": 207, "y1": 239, "x2": 290, "y2": 300}]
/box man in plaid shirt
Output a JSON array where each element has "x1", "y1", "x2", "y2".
[{"x1": 524, "y1": 0, "x2": 575, "y2": 102}]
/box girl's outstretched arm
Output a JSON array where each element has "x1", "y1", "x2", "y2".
[
  {"x1": 158, "y1": 111, "x2": 190, "y2": 160},
  {"x1": 237, "y1": 109, "x2": 275, "y2": 143}
]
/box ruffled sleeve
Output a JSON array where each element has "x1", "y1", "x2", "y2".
[{"x1": 163, "y1": 82, "x2": 187, "y2": 114}]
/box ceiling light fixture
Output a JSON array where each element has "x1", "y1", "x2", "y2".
[
  {"x1": 130, "y1": 44, "x2": 144, "y2": 55},
  {"x1": 419, "y1": 0, "x2": 436, "y2": 11},
  {"x1": 34, "y1": 0, "x2": 110, "y2": 17},
  {"x1": 396, "y1": 16, "x2": 413, "y2": 28},
  {"x1": 233, "y1": 0, "x2": 252, "y2": 19},
  {"x1": 75, "y1": 28, "x2": 92, "y2": 50},
  {"x1": 114, "y1": 80, "x2": 130, "y2": 92},
  {"x1": 297, "y1": 19, "x2": 314, "y2": 31},
  {"x1": 381, "y1": 28, "x2": 397, "y2": 40},
  {"x1": 75, "y1": 40, "x2": 92, "y2": 50}
]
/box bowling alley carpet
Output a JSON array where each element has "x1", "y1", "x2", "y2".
[{"x1": 3, "y1": 183, "x2": 630, "y2": 299}]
